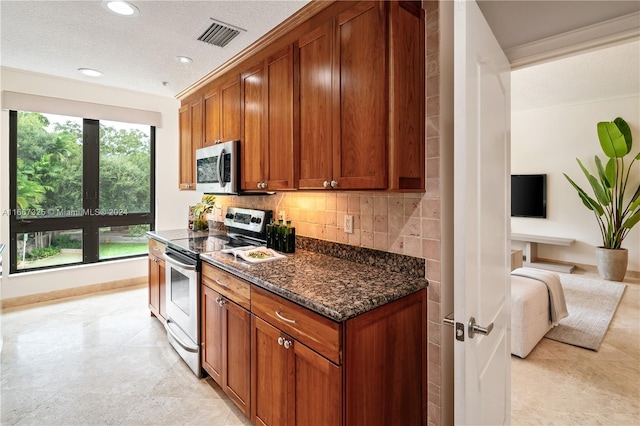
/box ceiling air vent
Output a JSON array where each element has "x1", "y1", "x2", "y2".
[{"x1": 197, "y1": 19, "x2": 245, "y2": 48}]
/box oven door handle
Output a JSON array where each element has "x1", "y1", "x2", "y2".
[
  {"x1": 163, "y1": 252, "x2": 196, "y2": 271},
  {"x1": 166, "y1": 318, "x2": 199, "y2": 353}
]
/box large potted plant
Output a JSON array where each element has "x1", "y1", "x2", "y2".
[{"x1": 564, "y1": 117, "x2": 640, "y2": 281}]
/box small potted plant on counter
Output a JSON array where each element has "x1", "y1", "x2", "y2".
[
  {"x1": 564, "y1": 117, "x2": 640, "y2": 281},
  {"x1": 191, "y1": 194, "x2": 217, "y2": 231}
]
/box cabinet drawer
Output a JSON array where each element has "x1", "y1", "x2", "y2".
[
  {"x1": 202, "y1": 262, "x2": 251, "y2": 310},
  {"x1": 251, "y1": 286, "x2": 341, "y2": 364},
  {"x1": 148, "y1": 239, "x2": 166, "y2": 258}
]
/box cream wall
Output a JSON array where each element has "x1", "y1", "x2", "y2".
[
  {"x1": 511, "y1": 96, "x2": 640, "y2": 272},
  {"x1": 0, "y1": 67, "x2": 198, "y2": 299}
]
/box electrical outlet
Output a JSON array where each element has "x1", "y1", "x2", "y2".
[{"x1": 344, "y1": 215, "x2": 354, "y2": 234}]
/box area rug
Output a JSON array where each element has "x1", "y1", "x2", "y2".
[{"x1": 544, "y1": 273, "x2": 627, "y2": 351}]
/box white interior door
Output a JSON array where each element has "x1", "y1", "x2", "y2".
[{"x1": 453, "y1": 1, "x2": 511, "y2": 424}]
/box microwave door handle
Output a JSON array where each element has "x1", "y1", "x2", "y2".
[{"x1": 217, "y1": 148, "x2": 226, "y2": 187}]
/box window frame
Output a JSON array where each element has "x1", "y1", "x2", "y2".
[{"x1": 8, "y1": 110, "x2": 156, "y2": 273}]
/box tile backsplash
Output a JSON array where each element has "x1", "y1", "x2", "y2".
[{"x1": 206, "y1": 190, "x2": 439, "y2": 264}]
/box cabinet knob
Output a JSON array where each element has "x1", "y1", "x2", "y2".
[
  {"x1": 323, "y1": 180, "x2": 330, "y2": 188},
  {"x1": 330, "y1": 180, "x2": 338, "y2": 188},
  {"x1": 283, "y1": 340, "x2": 292, "y2": 349},
  {"x1": 216, "y1": 296, "x2": 225, "y2": 307},
  {"x1": 277, "y1": 337, "x2": 285, "y2": 346}
]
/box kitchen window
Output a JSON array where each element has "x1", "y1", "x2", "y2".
[{"x1": 8, "y1": 110, "x2": 155, "y2": 273}]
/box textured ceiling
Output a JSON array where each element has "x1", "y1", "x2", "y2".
[
  {"x1": 478, "y1": 0, "x2": 640, "y2": 50},
  {"x1": 1, "y1": 0, "x2": 638, "y2": 108},
  {"x1": 512, "y1": 39, "x2": 640, "y2": 112},
  {"x1": 0, "y1": 0, "x2": 310, "y2": 98}
]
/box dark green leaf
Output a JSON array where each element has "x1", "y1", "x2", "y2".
[
  {"x1": 564, "y1": 173, "x2": 604, "y2": 215},
  {"x1": 614, "y1": 117, "x2": 632, "y2": 152},
  {"x1": 622, "y1": 210, "x2": 640, "y2": 229},
  {"x1": 594, "y1": 155, "x2": 611, "y2": 188},
  {"x1": 578, "y1": 158, "x2": 610, "y2": 205}
]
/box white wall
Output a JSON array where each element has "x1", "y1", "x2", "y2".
[
  {"x1": 511, "y1": 96, "x2": 640, "y2": 272},
  {"x1": 0, "y1": 68, "x2": 201, "y2": 299}
]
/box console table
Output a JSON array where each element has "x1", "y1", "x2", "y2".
[{"x1": 511, "y1": 233, "x2": 576, "y2": 273}]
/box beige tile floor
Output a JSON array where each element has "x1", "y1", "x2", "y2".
[
  {"x1": 0, "y1": 285, "x2": 251, "y2": 426},
  {"x1": 511, "y1": 267, "x2": 640, "y2": 426},
  {"x1": 1, "y1": 267, "x2": 638, "y2": 426}
]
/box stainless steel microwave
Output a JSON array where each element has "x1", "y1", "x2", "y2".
[{"x1": 195, "y1": 140, "x2": 239, "y2": 194}]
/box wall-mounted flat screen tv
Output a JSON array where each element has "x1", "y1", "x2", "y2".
[{"x1": 511, "y1": 174, "x2": 547, "y2": 218}]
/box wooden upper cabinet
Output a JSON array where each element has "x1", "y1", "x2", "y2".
[
  {"x1": 334, "y1": 1, "x2": 387, "y2": 190},
  {"x1": 179, "y1": 0, "x2": 425, "y2": 193},
  {"x1": 204, "y1": 74, "x2": 241, "y2": 147},
  {"x1": 241, "y1": 61, "x2": 267, "y2": 191},
  {"x1": 388, "y1": 0, "x2": 425, "y2": 191},
  {"x1": 203, "y1": 87, "x2": 220, "y2": 147},
  {"x1": 178, "y1": 95, "x2": 203, "y2": 190},
  {"x1": 297, "y1": 20, "x2": 334, "y2": 189},
  {"x1": 241, "y1": 46, "x2": 295, "y2": 192},
  {"x1": 265, "y1": 45, "x2": 295, "y2": 190}
]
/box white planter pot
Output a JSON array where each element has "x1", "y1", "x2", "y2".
[{"x1": 595, "y1": 247, "x2": 628, "y2": 281}]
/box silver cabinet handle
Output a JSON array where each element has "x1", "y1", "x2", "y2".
[
  {"x1": 277, "y1": 337, "x2": 285, "y2": 346},
  {"x1": 468, "y1": 316, "x2": 493, "y2": 338},
  {"x1": 214, "y1": 279, "x2": 228, "y2": 287},
  {"x1": 275, "y1": 310, "x2": 296, "y2": 324},
  {"x1": 323, "y1": 180, "x2": 330, "y2": 188},
  {"x1": 215, "y1": 296, "x2": 226, "y2": 307},
  {"x1": 283, "y1": 340, "x2": 292, "y2": 349},
  {"x1": 330, "y1": 180, "x2": 338, "y2": 188}
]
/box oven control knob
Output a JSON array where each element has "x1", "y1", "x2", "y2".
[
  {"x1": 255, "y1": 217, "x2": 262, "y2": 224},
  {"x1": 226, "y1": 212, "x2": 234, "y2": 219},
  {"x1": 250, "y1": 217, "x2": 257, "y2": 223}
]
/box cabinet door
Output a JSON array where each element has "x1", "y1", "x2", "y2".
[
  {"x1": 178, "y1": 103, "x2": 194, "y2": 189},
  {"x1": 225, "y1": 299, "x2": 251, "y2": 417},
  {"x1": 289, "y1": 339, "x2": 342, "y2": 426},
  {"x1": 202, "y1": 285, "x2": 224, "y2": 384},
  {"x1": 241, "y1": 62, "x2": 267, "y2": 191},
  {"x1": 265, "y1": 45, "x2": 295, "y2": 190},
  {"x1": 388, "y1": 0, "x2": 425, "y2": 191},
  {"x1": 220, "y1": 75, "x2": 241, "y2": 142},
  {"x1": 179, "y1": 96, "x2": 203, "y2": 190},
  {"x1": 148, "y1": 256, "x2": 160, "y2": 314},
  {"x1": 203, "y1": 87, "x2": 220, "y2": 147},
  {"x1": 297, "y1": 21, "x2": 334, "y2": 189},
  {"x1": 252, "y1": 316, "x2": 288, "y2": 426},
  {"x1": 334, "y1": 1, "x2": 387, "y2": 189}
]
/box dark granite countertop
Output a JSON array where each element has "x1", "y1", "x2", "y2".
[
  {"x1": 200, "y1": 249, "x2": 428, "y2": 322},
  {"x1": 147, "y1": 229, "x2": 428, "y2": 323}
]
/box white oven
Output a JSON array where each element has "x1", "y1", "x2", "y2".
[{"x1": 164, "y1": 246, "x2": 201, "y2": 377}]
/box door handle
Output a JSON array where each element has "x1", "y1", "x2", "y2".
[
  {"x1": 443, "y1": 312, "x2": 464, "y2": 341},
  {"x1": 443, "y1": 312, "x2": 455, "y2": 327},
  {"x1": 468, "y1": 316, "x2": 494, "y2": 338}
]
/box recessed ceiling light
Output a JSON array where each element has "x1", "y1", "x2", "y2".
[
  {"x1": 102, "y1": 1, "x2": 139, "y2": 17},
  {"x1": 176, "y1": 56, "x2": 193, "y2": 64},
  {"x1": 78, "y1": 68, "x2": 103, "y2": 77}
]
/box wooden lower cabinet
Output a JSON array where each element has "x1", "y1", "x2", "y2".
[
  {"x1": 201, "y1": 285, "x2": 251, "y2": 417},
  {"x1": 251, "y1": 316, "x2": 341, "y2": 426},
  {"x1": 200, "y1": 260, "x2": 427, "y2": 425},
  {"x1": 148, "y1": 239, "x2": 166, "y2": 321}
]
